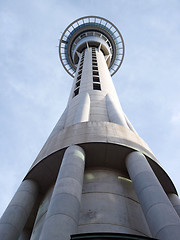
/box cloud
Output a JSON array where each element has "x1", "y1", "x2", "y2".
[{"x1": 171, "y1": 112, "x2": 180, "y2": 124}]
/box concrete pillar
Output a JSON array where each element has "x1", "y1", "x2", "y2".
[
  {"x1": 126, "y1": 151, "x2": 180, "y2": 240},
  {"x1": 124, "y1": 113, "x2": 138, "y2": 134},
  {"x1": 106, "y1": 94, "x2": 128, "y2": 128},
  {"x1": 0, "y1": 180, "x2": 38, "y2": 240},
  {"x1": 39, "y1": 145, "x2": 85, "y2": 240},
  {"x1": 168, "y1": 193, "x2": 180, "y2": 217},
  {"x1": 73, "y1": 92, "x2": 90, "y2": 124}
]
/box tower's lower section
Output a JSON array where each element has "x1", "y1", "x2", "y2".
[
  {"x1": 1, "y1": 123, "x2": 180, "y2": 240},
  {"x1": 29, "y1": 168, "x2": 151, "y2": 239},
  {"x1": 78, "y1": 169, "x2": 150, "y2": 236}
]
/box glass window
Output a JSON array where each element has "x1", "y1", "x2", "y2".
[
  {"x1": 93, "y1": 67, "x2": 98, "y2": 71},
  {"x1": 93, "y1": 71, "x2": 99, "y2": 76},
  {"x1": 74, "y1": 88, "x2": 79, "y2": 96},
  {"x1": 93, "y1": 83, "x2": 101, "y2": 90},
  {"x1": 76, "y1": 81, "x2": 80, "y2": 88},
  {"x1": 77, "y1": 75, "x2": 81, "y2": 81},
  {"x1": 93, "y1": 76, "x2": 100, "y2": 82}
]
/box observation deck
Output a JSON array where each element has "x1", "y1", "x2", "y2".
[{"x1": 59, "y1": 16, "x2": 125, "y2": 77}]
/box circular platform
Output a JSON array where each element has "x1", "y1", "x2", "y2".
[{"x1": 59, "y1": 16, "x2": 125, "y2": 77}]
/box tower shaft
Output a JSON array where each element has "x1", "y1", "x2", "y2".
[{"x1": 66, "y1": 47, "x2": 127, "y2": 127}]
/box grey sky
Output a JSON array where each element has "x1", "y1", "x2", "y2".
[{"x1": 1, "y1": 0, "x2": 180, "y2": 216}]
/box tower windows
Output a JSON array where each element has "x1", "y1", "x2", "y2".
[
  {"x1": 93, "y1": 76, "x2": 100, "y2": 82},
  {"x1": 93, "y1": 71, "x2": 99, "y2": 76},
  {"x1": 92, "y1": 48, "x2": 101, "y2": 91},
  {"x1": 80, "y1": 33, "x2": 86, "y2": 38},
  {"x1": 73, "y1": 51, "x2": 85, "y2": 98},
  {"x1": 93, "y1": 66, "x2": 98, "y2": 71},
  {"x1": 93, "y1": 83, "x2": 101, "y2": 90},
  {"x1": 76, "y1": 81, "x2": 80, "y2": 88},
  {"x1": 77, "y1": 75, "x2": 81, "y2": 81},
  {"x1": 74, "y1": 88, "x2": 79, "y2": 96}
]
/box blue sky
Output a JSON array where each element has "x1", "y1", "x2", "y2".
[{"x1": 1, "y1": 0, "x2": 180, "y2": 216}]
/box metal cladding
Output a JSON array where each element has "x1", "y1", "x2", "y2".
[{"x1": 0, "y1": 16, "x2": 180, "y2": 240}]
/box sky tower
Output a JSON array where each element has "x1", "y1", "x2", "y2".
[{"x1": 1, "y1": 16, "x2": 180, "y2": 240}]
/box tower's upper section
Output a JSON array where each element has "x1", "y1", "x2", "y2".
[{"x1": 59, "y1": 16, "x2": 124, "y2": 77}]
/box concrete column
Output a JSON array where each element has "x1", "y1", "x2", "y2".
[
  {"x1": 106, "y1": 94, "x2": 128, "y2": 128},
  {"x1": 126, "y1": 151, "x2": 180, "y2": 240},
  {"x1": 124, "y1": 113, "x2": 138, "y2": 134},
  {"x1": 73, "y1": 92, "x2": 90, "y2": 124},
  {"x1": 168, "y1": 193, "x2": 180, "y2": 217},
  {"x1": 39, "y1": 145, "x2": 85, "y2": 240},
  {"x1": 0, "y1": 180, "x2": 38, "y2": 240}
]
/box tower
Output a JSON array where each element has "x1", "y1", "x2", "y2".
[{"x1": 0, "y1": 15, "x2": 180, "y2": 240}]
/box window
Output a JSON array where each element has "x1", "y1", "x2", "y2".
[
  {"x1": 92, "y1": 48, "x2": 101, "y2": 91},
  {"x1": 76, "y1": 81, "x2": 80, "y2": 88},
  {"x1": 77, "y1": 75, "x2": 81, "y2": 81},
  {"x1": 93, "y1": 71, "x2": 99, "y2": 76},
  {"x1": 72, "y1": 52, "x2": 85, "y2": 98},
  {"x1": 107, "y1": 41, "x2": 111, "y2": 47},
  {"x1": 93, "y1": 76, "x2": 100, "y2": 82},
  {"x1": 93, "y1": 66, "x2": 98, "y2": 71},
  {"x1": 80, "y1": 33, "x2": 86, "y2": 38},
  {"x1": 93, "y1": 83, "x2": 101, "y2": 90},
  {"x1": 74, "y1": 88, "x2": 79, "y2": 96}
]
